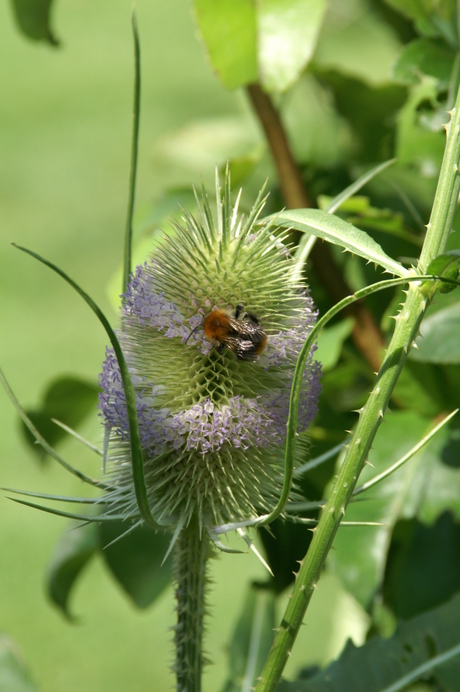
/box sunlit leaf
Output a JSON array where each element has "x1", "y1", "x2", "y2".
[
  {"x1": 194, "y1": 0, "x2": 257, "y2": 89},
  {"x1": 313, "y1": 3, "x2": 403, "y2": 86},
  {"x1": 47, "y1": 523, "x2": 98, "y2": 620},
  {"x1": 278, "y1": 593, "x2": 460, "y2": 691},
  {"x1": 258, "y1": 0, "x2": 327, "y2": 92},
  {"x1": 266, "y1": 208, "x2": 409, "y2": 277}
]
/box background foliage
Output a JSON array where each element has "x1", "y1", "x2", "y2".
[{"x1": 2, "y1": 0, "x2": 460, "y2": 690}]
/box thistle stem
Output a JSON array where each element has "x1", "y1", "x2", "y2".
[
  {"x1": 174, "y1": 520, "x2": 210, "y2": 692},
  {"x1": 254, "y1": 89, "x2": 460, "y2": 692}
]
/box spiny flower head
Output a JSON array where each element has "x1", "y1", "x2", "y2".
[{"x1": 99, "y1": 174, "x2": 321, "y2": 533}]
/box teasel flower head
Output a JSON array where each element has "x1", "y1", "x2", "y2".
[{"x1": 98, "y1": 174, "x2": 321, "y2": 537}]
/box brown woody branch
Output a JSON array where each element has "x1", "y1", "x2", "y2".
[{"x1": 246, "y1": 83, "x2": 385, "y2": 372}]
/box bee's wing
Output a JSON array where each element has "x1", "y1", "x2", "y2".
[
  {"x1": 225, "y1": 336, "x2": 260, "y2": 362},
  {"x1": 227, "y1": 318, "x2": 264, "y2": 344}
]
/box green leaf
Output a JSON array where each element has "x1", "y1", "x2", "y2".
[
  {"x1": 47, "y1": 523, "x2": 98, "y2": 620},
  {"x1": 0, "y1": 634, "x2": 38, "y2": 692},
  {"x1": 194, "y1": 0, "x2": 327, "y2": 92},
  {"x1": 99, "y1": 522, "x2": 172, "y2": 609},
  {"x1": 328, "y1": 412, "x2": 460, "y2": 608},
  {"x1": 266, "y1": 208, "x2": 409, "y2": 277},
  {"x1": 220, "y1": 587, "x2": 276, "y2": 692},
  {"x1": 383, "y1": 0, "x2": 455, "y2": 27},
  {"x1": 257, "y1": 0, "x2": 328, "y2": 92},
  {"x1": 20, "y1": 377, "x2": 100, "y2": 461},
  {"x1": 314, "y1": 72, "x2": 407, "y2": 164},
  {"x1": 314, "y1": 318, "x2": 354, "y2": 372},
  {"x1": 10, "y1": 0, "x2": 59, "y2": 45},
  {"x1": 194, "y1": 0, "x2": 258, "y2": 89},
  {"x1": 426, "y1": 251, "x2": 460, "y2": 293},
  {"x1": 313, "y1": 2, "x2": 403, "y2": 86},
  {"x1": 393, "y1": 38, "x2": 455, "y2": 88},
  {"x1": 258, "y1": 518, "x2": 314, "y2": 594},
  {"x1": 278, "y1": 592, "x2": 460, "y2": 692},
  {"x1": 384, "y1": 513, "x2": 460, "y2": 620},
  {"x1": 411, "y1": 301, "x2": 460, "y2": 364}
]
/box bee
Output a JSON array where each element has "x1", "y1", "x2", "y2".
[{"x1": 188, "y1": 305, "x2": 267, "y2": 362}]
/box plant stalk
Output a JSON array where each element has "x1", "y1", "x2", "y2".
[
  {"x1": 246, "y1": 83, "x2": 385, "y2": 372},
  {"x1": 254, "y1": 90, "x2": 460, "y2": 692},
  {"x1": 174, "y1": 520, "x2": 210, "y2": 692}
]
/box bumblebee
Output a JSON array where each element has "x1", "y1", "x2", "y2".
[{"x1": 189, "y1": 305, "x2": 267, "y2": 362}]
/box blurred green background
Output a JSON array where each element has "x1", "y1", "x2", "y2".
[{"x1": 0, "y1": 1, "x2": 368, "y2": 690}]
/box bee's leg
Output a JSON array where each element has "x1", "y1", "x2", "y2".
[
  {"x1": 245, "y1": 312, "x2": 260, "y2": 324},
  {"x1": 215, "y1": 342, "x2": 226, "y2": 354},
  {"x1": 235, "y1": 304, "x2": 244, "y2": 319}
]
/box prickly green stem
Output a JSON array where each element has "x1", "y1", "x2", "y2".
[
  {"x1": 174, "y1": 521, "x2": 210, "y2": 692},
  {"x1": 254, "y1": 91, "x2": 460, "y2": 692}
]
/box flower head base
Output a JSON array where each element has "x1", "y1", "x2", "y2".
[{"x1": 99, "y1": 175, "x2": 321, "y2": 531}]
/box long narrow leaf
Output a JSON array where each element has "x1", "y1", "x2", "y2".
[
  {"x1": 325, "y1": 159, "x2": 397, "y2": 214},
  {"x1": 353, "y1": 409, "x2": 458, "y2": 496},
  {"x1": 12, "y1": 245, "x2": 157, "y2": 527},
  {"x1": 8, "y1": 497, "x2": 134, "y2": 523},
  {"x1": 293, "y1": 159, "x2": 398, "y2": 277},
  {"x1": 123, "y1": 8, "x2": 141, "y2": 292},
  {"x1": 0, "y1": 366, "x2": 102, "y2": 488}
]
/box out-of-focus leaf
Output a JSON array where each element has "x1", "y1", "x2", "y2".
[
  {"x1": 106, "y1": 188, "x2": 198, "y2": 310},
  {"x1": 152, "y1": 116, "x2": 261, "y2": 186},
  {"x1": 20, "y1": 377, "x2": 100, "y2": 461},
  {"x1": 315, "y1": 318, "x2": 354, "y2": 372},
  {"x1": 267, "y1": 208, "x2": 409, "y2": 277},
  {"x1": 411, "y1": 301, "x2": 460, "y2": 364},
  {"x1": 220, "y1": 587, "x2": 276, "y2": 692},
  {"x1": 194, "y1": 0, "x2": 258, "y2": 89},
  {"x1": 393, "y1": 360, "x2": 448, "y2": 416},
  {"x1": 218, "y1": 147, "x2": 265, "y2": 188},
  {"x1": 47, "y1": 523, "x2": 98, "y2": 619},
  {"x1": 313, "y1": 0, "x2": 403, "y2": 86},
  {"x1": 384, "y1": 513, "x2": 460, "y2": 619},
  {"x1": 316, "y1": 72, "x2": 407, "y2": 163},
  {"x1": 0, "y1": 634, "x2": 38, "y2": 692},
  {"x1": 396, "y1": 80, "x2": 447, "y2": 169},
  {"x1": 426, "y1": 251, "x2": 460, "y2": 293},
  {"x1": 195, "y1": 0, "x2": 327, "y2": 92},
  {"x1": 281, "y1": 76, "x2": 351, "y2": 166},
  {"x1": 99, "y1": 521, "x2": 172, "y2": 609},
  {"x1": 278, "y1": 592, "x2": 460, "y2": 691},
  {"x1": 389, "y1": 0, "x2": 454, "y2": 20},
  {"x1": 258, "y1": 519, "x2": 314, "y2": 594},
  {"x1": 329, "y1": 412, "x2": 460, "y2": 608},
  {"x1": 10, "y1": 0, "x2": 59, "y2": 45},
  {"x1": 258, "y1": 0, "x2": 327, "y2": 92},
  {"x1": 393, "y1": 38, "x2": 455, "y2": 88}
]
